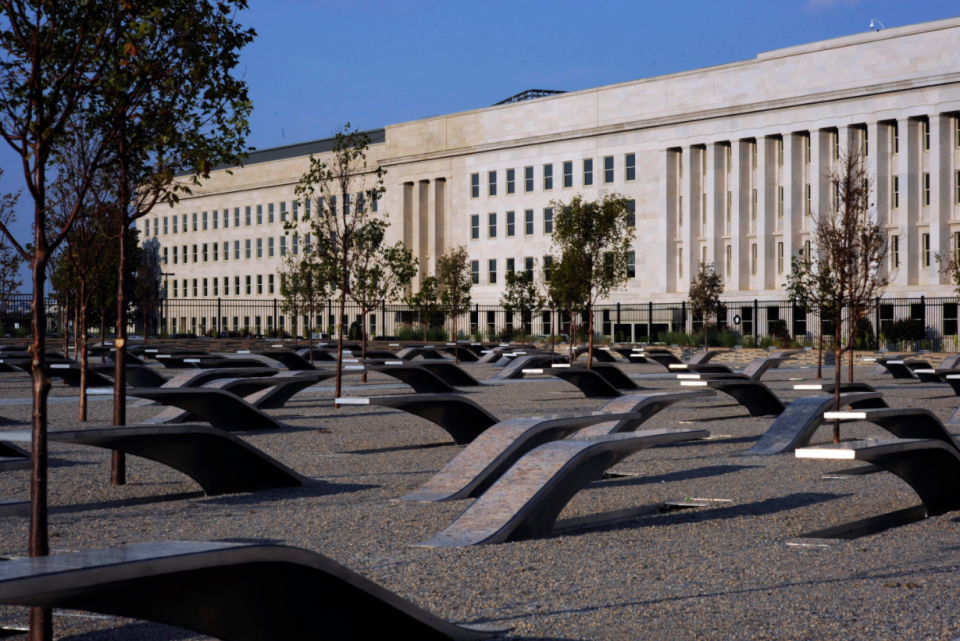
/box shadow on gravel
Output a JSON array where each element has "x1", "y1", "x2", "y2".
[
  {"x1": 595, "y1": 464, "x2": 762, "y2": 488},
  {"x1": 45, "y1": 491, "x2": 205, "y2": 516},
  {"x1": 662, "y1": 434, "x2": 761, "y2": 446},
  {"x1": 62, "y1": 621, "x2": 195, "y2": 640},
  {"x1": 342, "y1": 441, "x2": 457, "y2": 455},
  {"x1": 199, "y1": 481, "x2": 378, "y2": 506}
]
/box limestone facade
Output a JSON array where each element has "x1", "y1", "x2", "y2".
[{"x1": 141, "y1": 17, "x2": 960, "y2": 310}]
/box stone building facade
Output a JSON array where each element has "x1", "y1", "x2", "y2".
[{"x1": 142, "y1": 17, "x2": 960, "y2": 324}]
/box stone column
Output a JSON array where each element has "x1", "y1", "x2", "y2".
[
  {"x1": 433, "y1": 178, "x2": 446, "y2": 271},
  {"x1": 706, "y1": 142, "x2": 724, "y2": 265},
  {"x1": 756, "y1": 136, "x2": 776, "y2": 290},
  {"x1": 661, "y1": 149, "x2": 679, "y2": 293},
  {"x1": 868, "y1": 121, "x2": 891, "y2": 280},
  {"x1": 415, "y1": 180, "x2": 429, "y2": 283},
  {"x1": 684, "y1": 146, "x2": 703, "y2": 290},
  {"x1": 402, "y1": 182, "x2": 416, "y2": 288},
  {"x1": 784, "y1": 133, "x2": 804, "y2": 286},
  {"x1": 898, "y1": 118, "x2": 921, "y2": 286},
  {"x1": 930, "y1": 114, "x2": 952, "y2": 284},
  {"x1": 811, "y1": 129, "x2": 830, "y2": 224},
  {"x1": 733, "y1": 139, "x2": 750, "y2": 291}
]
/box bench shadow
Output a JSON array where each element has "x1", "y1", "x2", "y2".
[
  {"x1": 62, "y1": 621, "x2": 196, "y2": 640},
  {"x1": 199, "y1": 481, "x2": 378, "y2": 506},
  {"x1": 594, "y1": 464, "x2": 761, "y2": 488},
  {"x1": 341, "y1": 441, "x2": 457, "y2": 455}
]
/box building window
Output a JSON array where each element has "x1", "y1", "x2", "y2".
[
  {"x1": 626, "y1": 200, "x2": 635, "y2": 228},
  {"x1": 863, "y1": 127, "x2": 869, "y2": 157},
  {"x1": 562, "y1": 161, "x2": 573, "y2": 188},
  {"x1": 543, "y1": 207, "x2": 554, "y2": 234},
  {"x1": 833, "y1": 132, "x2": 839, "y2": 160},
  {"x1": 893, "y1": 122, "x2": 899, "y2": 154},
  {"x1": 182, "y1": 244, "x2": 187, "y2": 263},
  {"x1": 524, "y1": 166, "x2": 534, "y2": 192},
  {"x1": 234, "y1": 207, "x2": 240, "y2": 227},
  {"x1": 725, "y1": 192, "x2": 731, "y2": 235},
  {"x1": 506, "y1": 168, "x2": 515, "y2": 194},
  {"x1": 202, "y1": 243, "x2": 208, "y2": 262},
  {"x1": 751, "y1": 243, "x2": 758, "y2": 275},
  {"x1": 172, "y1": 246, "x2": 178, "y2": 264},
  {"x1": 223, "y1": 241, "x2": 229, "y2": 261},
  {"x1": 192, "y1": 244, "x2": 198, "y2": 263},
  {"x1": 245, "y1": 275, "x2": 251, "y2": 296},
  {"x1": 202, "y1": 211, "x2": 208, "y2": 231},
  {"x1": 282, "y1": 202, "x2": 289, "y2": 222},
  {"x1": 234, "y1": 240, "x2": 240, "y2": 260},
  {"x1": 678, "y1": 247, "x2": 683, "y2": 279},
  {"x1": 244, "y1": 206, "x2": 251, "y2": 226},
  {"x1": 524, "y1": 209, "x2": 534, "y2": 235},
  {"x1": 777, "y1": 138, "x2": 784, "y2": 167},
  {"x1": 725, "y1": 245, "x2": 732, "y2": 276},
  {"x1": 524, "y1": 257, "x2": 534, "y2": 281},
  {"x1": 805, "y1": 135, "x2": 811, "y2": 164},
  {"x1": 956, "y1": 170, "x2": 960, "y2": 204},
  {"x1": 268, "y1": 274, "x2": 275, "y2": 295},
  {"x1": 244, "y1": 239, "x2": 251, "y2": 259},
  {"x1": 701, "y1": 195, "x2": 707, "y2": 236},
  {"x1": 192, "y1": 279, "x2": 198, "y2": 297},
  {"x1": 924, "y1": 172, "x2": 931, "y2": 207},
  {"x1": 625, "y1": 153, "x2": 636, "y2": 181},
  {"x1": 471, "y1": 260, "x2": 479, "y2": 284},
  {"x1": 679, "y1": 195, "x2": 683, "y2": 227},
  {"x1": 506, "y1": 258, "x2": 515, "y2": 275},
  {"x1": 805, "y1": 184, "x2": 811, "y2": 215},
  {"x1": 182, "y1": 213, "x2": 188, "y2": 233},
  {"x1": 192, "y1": 212, "x2": 198, "y2": 232},
  {"x1": 163, "y1": 216, "x2": 169, "y2": 234},
  {"x1": 172, "y1": 214, "x2": 178, "y2": 233},
  {"x1": 234, "y1": 276, "x2": 240, "y2": 296},
  {"x1": 280, "y1": 236, "x2": 286, "y2": 256},
  {"x1": 268, "y1": 237, "x2": 275, "y2": 258},
  {"x1": 212, "y1": 211, "x2": 218, "y2": 230},
  {"x1": 202, "y1": 278, "x2": 208, "y2": 297},
  {"x1": 488, "y1": 259, "x2": 497, "y2": 284},
  {"x1": 626, "y1": 251, "x2": 635, "y2": 279},
  {"x1": 173, "y1": 280, "x2": 178, "y2": 298},
  {"x1": 257, "y1": 275, "x2": 263, "y2": 295},
  {"x1": 213, "y1": 243, "x2": 218, "y2": 262},
  {"x1": 583, "y1": 159, "x2": 593, "y2": 186},
  {"x1": 893, "y1": 176, "x2": 900, "y2": 209},
  {"x1": 256, "y1": 238, "x2": 263, "y2": 259},
  {"x1": 922, "y1": 233, "x2": 931, "y2": 267},
  {"x1": 777, "y1": 242, "x2": 784, "y2": 275},
  {"x1": 543, "y1": 164, "x2": 553, "y2": 190},
  {"x1": 543, "y1": 255, "x2": 553, "y2": 281},
  {"x1": 751, "y1": 189, "x2": 757, "y2": 232},
  {"x1": 752, "y1": 143, "x2": 757, "y2": 170},
  {"x1": 213, "y1": 278, "x2": 218, "y2": 296},
  {"x1": 470, "y1": 173, "x2": 479, "y2": 198},
  {"x1": 701, "y1": 246, "x2": 707, "y2": 264},
  {"x1": 506, "y1": 211, "x2": 515, "y2": 237},
  {"x1": 922, "y1": 119, "x2": 930, "y2": 151},
  {"x1": 603, "y1": 156, "x2": 614, "y2": 184},
  {"x1": 488, "y1": 170, "x2": 497, "y2": 197},
  {"x1": 292, "y1": 234, "x2": 299, "y2": 256},
  {"x1": 162, "y1": 247, "x2": 168, "y2": 265},
  {"x1": 256, "y1": 204, "x2": 262, "y2": 225},
  {"x1": 488, "y1": 213, "x2": 497, "y2": 238},
  {"x1": 470, "y1": 214, "x2": 480, "y2": 240},
  {"x1": 804, "y1": 240, "x2": 811, "y2": 263},
  {"x1": 778, "y1": 186, "x2": 784, "y2": 229},
  {"x1": 890, "y1": 236, "x2": 899, "y2": 268}
]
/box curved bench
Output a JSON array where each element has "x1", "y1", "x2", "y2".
[
  {"x1": 797, "y1": 438, "x2": 960, "y2": 518},
  {"x1": 252, "y1": 350, "x2": 317, "y2": 371},
  {"x1": 643, "y1": 351, "x2": 684, "y2": 368},
  {"x1": 574, "y1": 346, "x2": 618, "y2": 363},
  {"x1": 48, "y1": 363, "x2": 114, "y2": 388},
  {"x1": 352, "y1": 364, "x2": 455, "y2": 394},
  {"x1": 745, "y1": 391, "x2": 889, "y2": 455},
  {"x1": 396, "y1": 346, "x2": 447, "y2": 361},
  {"x1": 681, "y1": 379, "x2": 785, "y2": 416},
  {"x1": 403, "y1": 390, "x2": 715, "y2": 502},
  {"x1": 824, "y1": 408, "x2": 960, "y2": 452},
  {"x1": 531, "y1": 368, "x2": 623, "y2": 397},
  {"x1": 880, "y1": 360, "x2": 930, "y2": 379},
  {"x1": 191, "y1": 358, "x2": 274, "y2": 370},
  {"x1": 336, "y1": 394, "x2": 498, "y2": 444},
  {"x1": 438, "y1": 346, "x2": 480, "y2": 362},
  {"x1": 130, "y1": 388, "x2": 285, "y2": 431},
  {"x1": 128, "y1": 368, "x2": 281, "y2": 408},
  {"x1": 97, "y1": 364, "x2": 169, "y2": 388},
  {"x1": 419, "y1": 429, "x2": 710, "y2": 546},
  {"x1": 791, "y1": 382, "x2": 877, "y2": 394},
  {"x1": 489, "y1": 354, "x2": 565, "y2": 380},
  {"x1": 0, "y1": 426, "x2": 310, "y2": 496},
  {"x1": 0, "y1": 542, "x2": 503, "y2": 641},
  {"x1": 417, "y1": 362, "x2": 481, "y2": 387}
]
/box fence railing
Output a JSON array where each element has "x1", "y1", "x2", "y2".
[{"x1": 13, "y1": 293, "x2": 959, "y2": 352}]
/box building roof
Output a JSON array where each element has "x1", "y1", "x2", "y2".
[{"x1": 203, "y1": 128, "x2": 386, "y2": 174}]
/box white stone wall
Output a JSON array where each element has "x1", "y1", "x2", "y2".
[{"x1": 142, "y1": 16, "x2": 960, "y2": 312}]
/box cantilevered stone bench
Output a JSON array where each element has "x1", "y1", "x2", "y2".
[
  {"x1": 438, "y1": 345, "x2": 480, "y2": 362},
  {"x1": 0, "y1": 426, "x2": 310, "y2": 495},
  {"x1": 152, "y1": 353, "x2": 217, "y2": 368},
  {"x1": 336, "y1": 394, "x2": 496, "y2": 444},
  {"x1": 797, "y1": 438, "x2": 960, "y2": 521},
  {"x1": 878, "y1": 360, "x2": 932, "y2": 380},
  {"x1": 47, "y1": 363, "x2": 114, "y2": 387},
  {"x1": 476, "y1": 346, "x2": 515, "y2": 364},
  {"x1": 419, "y1": 429, "x2": 710, "y2": 546},
  {"x1": 824, "y1": 407, "x2": 960, "y2": 452},
  {"x1": 490, "y1": 354, "x2": 569, "y2": 380},
  {"x1": 128, "y1": 367, "x2": 280, "y2": 407},
  {"x1": 191, "y1": 358, "x2": 275, "y2": 370},
  {"x1": 251, "y1": 349, "x2": 318, "y2": 370},
  {"x1": 791, "y1": 382, "x2": 877, "y2": 394},
  {"x1": 106, "y1": 350, "x2": 147, "y2": 366},
  {"x1": 0, "y1": 442, "x2": 29, "y2": 472},
  {"x1": 574, "y1": 346, "x2": 618, "y2": 363},
  {"x1": 403, "y1": 390, "x2": 715, "y2": 502},
  {"x1": 130, "y1": 388, "x2": 285, "y2": 431},
  {"x1": 674, "y1": 356, "x2": 792, "y2": 381},
  {"x1": 745, "y1": 391, "x2": 890, "y2": 455},
  {"x1": 396, "y1": 346, "x2": 447, "y2": 360},
  {"x1": 416, "y1": 361, "x2": 481, "y2": 386},
  {"x1": 347, "y1": 364, "x2": 455, "y2": 394},
  {"x1": 680, "y1": 379, "x2": 787, "y2": 416},
  {"x1": 524, "y1": 365, "x2": 644, "y2": 398},
  {"x1": 911, "y1": 356, "x2": 960, "y2": 383},
  {"x1": 0, "y1": 541, "x2": 503, "y2": 641}
]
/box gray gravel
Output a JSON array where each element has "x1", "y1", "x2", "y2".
[{"x1": 0, "y1": 358, "x2": 959, "y2": 640}]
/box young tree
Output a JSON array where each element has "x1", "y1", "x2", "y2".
[
  {"x1": 295, "y1": 125, "x2": 386, "y2": 403},
  {"x1": 798, "y1": 147, "x2": 888, "y2": 443},
  {"x1": 501, "y1": 263, "x2": 546, "y2": 346},
  {"x1": 688, "y1": 261, "x2": 725, "y2": 352},
  {"x1": 0, "y1": 172, "x2": 22, "y2": 332},
  {"x1": 406, "y1": 275, "x2": 440, "y2": 341},
  {"x1": 786, "y1": 249, "x2": 836, "y2": 380},
  {"x1": 278, "y1": 246, "x2": 326, "y2": 353},
  {"x1": 550, "y1": 194, "x2": 635, "y2": 368},
  {"x1": 435, "y1": 246, "x2": 473, "y2": 364},
  {"x1": 347, "y1": 220, "x2": 417, "y2": 378},
  {"x1": 542, "y1": 255, "x2": 588, "y2": 359}
]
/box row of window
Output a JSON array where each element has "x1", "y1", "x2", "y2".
[
  {"x1": 470, "y1": 154, "x2": 637, "y2": 198},
  {"x1": 468, "y1": 253, "x2": 638, "y2": 285},
  {"x1": 170, "y1": 274, "x2": 277, "y2": 298},
  {"x1": 160, "y1": 236, "x2": 309, "y2": 265},
  {"x1": 143, "y1": 195, "x2": 377, "y2": 238},
  {"x1": 470, "y1": 202, "x2": 636, "y2": 241}
]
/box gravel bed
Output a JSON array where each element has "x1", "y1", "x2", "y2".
[{"x1": 0, "y1": 358, "x2": 958, "y2": 639}]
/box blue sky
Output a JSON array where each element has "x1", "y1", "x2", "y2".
[{"x1": 1, "y1": 0, "x2": 958, "y2": 288}]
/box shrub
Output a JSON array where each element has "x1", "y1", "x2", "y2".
[{"x1": 884, "y1": 318, "x2": 925, "y2": 344}]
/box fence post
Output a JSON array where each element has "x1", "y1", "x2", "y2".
[
  {"x1": 647, "y1": 301, "x2": 652, "y2": 344},
  {"x1": 875, "y1": 296, "x2": 880, "y2": 350},
  {"x1": 680, "y1": 301, "x2": 686, "y2": 335},
  {"x1": 753, "y1": 299, "x2": 758, "y2": 339},
  {"x1": 616, "y1": 302, "x2": 621, "y2": 340}
]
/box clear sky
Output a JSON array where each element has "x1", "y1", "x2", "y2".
[{"x1": 2, "y1": 0, "x2": 959, "y2": 289}]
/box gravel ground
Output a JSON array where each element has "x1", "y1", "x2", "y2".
[{"x1": 0, "y1": 355, "x2": 959, "y2": 640}]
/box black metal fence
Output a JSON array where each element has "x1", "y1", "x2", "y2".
[{"x1": 18, "y1": 293, "x2": 960, "y2": 352}]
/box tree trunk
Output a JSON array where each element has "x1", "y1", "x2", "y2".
[
  {"x1": 587, "y1": 303, "x2": 594, "y2": 370},
  {"x1": 28, "y1": 251, "x2": 52, "y2": 641},
  {"x1": 334, "y1": 280, "x2": 347, "y2": 409},
  {"x1": 62, "y1": 293, "x2": 69, "y2": 359},
  {"x1": 361, "y1": 307, "x2": 368, "y2": 383},
  {"x1": 72, "y1": 304, "x2": 78, "y2": 363},
  {"x1": 816, "y1": 325, "x2": 823, "y2": 380},
  {"x1": 112, "y1": 215, "x2": 127, "y2": 486},
  {"x1": 79, "y1": 281, "x2": 87, "y2": 422},
  {"x1": 848, "y1": 324, "x2": 855, "y2": 383},
  {"x1": 454, "y1": 310, "x2": 459, "y2": 365},
  {"x1": 833, "y1": 308, "x2": 843, "y2": 444}
]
